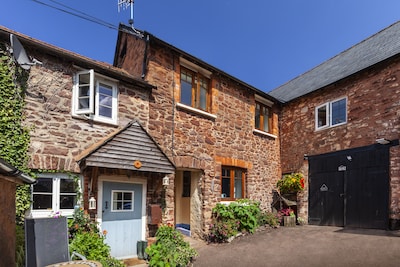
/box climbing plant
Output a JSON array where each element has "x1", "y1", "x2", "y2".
[{"x1": 0, "y1": 43, "x2": 32, "y2": 224}]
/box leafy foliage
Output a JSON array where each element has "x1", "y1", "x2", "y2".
[
  {"x1": 15, "y1": 224, "x2": 25, "y2": 267},
  {"x1": 68, "y1": 208, "x2": 124, "y2": 267},
  {"x1": 276, "y1": 172, "x2": 305, "y2": 194},
  {"x1": 208, "y1": 199, "x2": 279, "y2": 243},
  {"x1": 0, "y1": 44, "x2": 32, "y2": 225},
  {"x1": 145, "y1": 225, "x2": 198, "y2": 267}
]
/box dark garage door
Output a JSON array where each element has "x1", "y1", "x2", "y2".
[{"x1": 308, "y1": 144, "x2": 390, "y2": 229}]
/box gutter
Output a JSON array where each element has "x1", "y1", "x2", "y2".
[{"x1": 0, "y1": 158, "x2": 36, "y2": 184}]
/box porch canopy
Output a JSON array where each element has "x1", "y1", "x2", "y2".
[{"x1": 76, "y1": 121, "x2": 175, "y2": 174}]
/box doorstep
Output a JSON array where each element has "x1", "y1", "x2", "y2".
[{"x1": 122, "y1": 258, "x2": 147, "y2": 267}]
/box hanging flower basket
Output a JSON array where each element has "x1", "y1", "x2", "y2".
[{"x1": 276, "y1": 173, "x2": 305, "y2": 194}]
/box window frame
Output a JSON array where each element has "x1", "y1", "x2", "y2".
[
  {"x1": 111, "y1": 190, "x2": 134, "y2": 212},
  {"x1": 72, "y1": 69, "x2": 118, "y2": 125},
  {"x1": 179, "y1": 66, "x2": 211, "y2": 112},
  {"x1": 315, "y1": 97, "x2": 347, "y2": 130},
  {"x1": 31, "y1": 173, "x2": 81, "y2": 218},
  {"x1": 255, "y1": 101, "x2": 272, "y2": 133},
  {"x1": 221, "y1": 167, "x2": 246, "y2": 201}
]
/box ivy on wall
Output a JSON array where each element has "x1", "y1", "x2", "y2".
[{"x1": 0, "y1": 43, "x2": 32, "y2": 224}]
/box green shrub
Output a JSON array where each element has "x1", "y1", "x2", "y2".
[
  {"x1": 208, "y1": 218, "x2": 239, "y2": 243},
  {"x1": 208, "y1": 199, "x2": 280, "y2": 243},
  {"x1": 259, "y1": 211, "x2": 281, "y2": 228},
  {"x1": 145, "y1": 225, "x2": 197, "y2": 267},
  {"x1": 15, "y1": 224, "x2": 25, "y2": 267},
  {"x1": 68, "y1": 208, "x2": 124, "y2": 267},
  {"x1": 69, "y1": 231, "x2": 123, "y2": 267}
]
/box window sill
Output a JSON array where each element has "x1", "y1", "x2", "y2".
[
  {"x1": 72, "y1": 114, "x2": 118, "y2": 126},
  {"x1": 253, "y1": 129, "x2": 277, "y2": 139},
  {"x1": 176, "y1": 103, "x2": 217, "y2": 120},
  {"x1": 315, "y1": 122, "x2": 347, "y2": 132}
]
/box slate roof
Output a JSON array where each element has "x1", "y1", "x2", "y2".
[
  {"x1": 269, "y1": 21, "x2": 400, "y2": 103},
  {"x1": 76, "y1": 121, "x2": 175, "y2": 174}
]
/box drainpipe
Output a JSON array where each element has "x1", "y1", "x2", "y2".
[{"x1": 141, "y1": 34, "x2": 150, "y2": 79}]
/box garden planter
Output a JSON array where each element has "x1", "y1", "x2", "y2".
[{"x1": 283, "y1": 216, "x2": 296, "y2": 227}]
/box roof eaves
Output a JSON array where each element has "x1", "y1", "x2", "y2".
[{"x1": 0, "y1": 25, "x2": 155, "y2": 90}]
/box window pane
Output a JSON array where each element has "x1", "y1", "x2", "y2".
[
  {"x1": 234, "y1": 170, "x2": 243, "y2": 198},
  {"x1": 98, "y1": 83, "x2": 113, "y2": 118},
  {"x1": 262, "y1": 107, "x2": 270, "y2": 132},
  {"x1": 221, "y1": 178, "x2": 230, "y2": 198},
  {"x1": 78, "y1": 73, "x2": 91, "y2": 111},
  {"x1": 181, "y1": 69, "x2": 193, "y2": 106},
  {"x1": 199, "y1": 77, "x2": 208, "y2": 110},
  {"x1": 255, "y1": 103, "x2": 261, "y2": 129},
  {"x1": 33, "y1": 194, "x2": 52, "y2": 210},
  {"x1": 182, "y1": 171, "x2": 191, "y2": 197},
  {"x1": 331, "y1": 98, "x2": 346, "y2": 125},
  {"x1": 33, "y1": 178, "x2": 52, "y2": 193},
  {"x1": 60, "y1": 179, "x2": 75, "y2": 193},
  {"x1": 317, "y1": 105, "x2": 327, "y2": 127},
  {"x1": 181, "y1": 80, "x2": 192, "y2": 106},
  {"x1": 60, "y1": 195, "x2": 76, "y2": 209}
]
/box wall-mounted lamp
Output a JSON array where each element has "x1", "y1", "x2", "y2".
[
  {"x1": 376, "y1": 138, "x2": 391, "y2": 145},
  {"x1": 89, "y1": 196, "x2": 96, "y2": 210},
  {"x1": 162, "y1": 176, "x2": 170, "y2": 186}
]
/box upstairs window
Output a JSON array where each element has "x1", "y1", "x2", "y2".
[
  {"x1": 221, "y1": 167, "x2": 246, "y2": 200},
  {"x1": 316, "y1": 97, "x2": 347, "y2": 130},
  {"x1": 255, "y1": 101, "x2": 272, "y2": 133},
  {"x1": 73, "y1": 69, "x2": 118, "y2": 124},
  {"x1": 180, "y1": 67, "x2": 210, "y2": 112}
]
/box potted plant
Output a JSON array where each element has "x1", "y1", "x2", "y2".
[
  {"x1": 276, "y1": 172, "x2": 305, "y2": 195},
  {"x1": 279, "y1": 208, "x2": 296, "y2": 227}
]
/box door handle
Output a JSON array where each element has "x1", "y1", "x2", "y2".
[{"x1": 105, "y1": 201, "x2": 108, "y2": 209}]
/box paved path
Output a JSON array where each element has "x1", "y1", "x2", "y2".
[{"x1": 192, "y1": 225, "x2": 400, "y2": 267}]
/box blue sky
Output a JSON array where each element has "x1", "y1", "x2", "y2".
[{"x1": 2, "y1": 1, "x2": 400, "y2": 92}]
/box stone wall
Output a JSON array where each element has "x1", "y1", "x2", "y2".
[
  {"x1": 23, "y1": 51, "x2": 150, "y2": 173},
  {"x1": 118, "y1": 37, "x2": 282, "y2": 233},
  {"x1": 279, "y1": 56, "x2": 400, "y2": 221}
]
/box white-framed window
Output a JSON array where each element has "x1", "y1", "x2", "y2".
[
  {"x1": 111, "y1": 190, "x2": 134, "y2": 212},
  {"x1": 72, "y1": 69, "x2": 118, "y2": 125},
  {"x1": 31, "y1": 173, "x2": 81, "y2": 218},
  {"x1": 315, "y1": 97, "x2": 347, "y2": 130}
]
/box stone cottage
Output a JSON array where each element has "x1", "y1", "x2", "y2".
[
  {"x1": 269, "y1": 21, "x2": 400, "y2": 230},
  {"x1": 0, "y1": 25, "x2": 174, "y2": 259},
  {"x1": 114, "y1": 25, "x2": 282, "y2": 238}
]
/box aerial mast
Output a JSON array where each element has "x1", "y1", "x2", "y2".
[{"x1": 118, "y1": 0, "x2": 135, "y2": 27}]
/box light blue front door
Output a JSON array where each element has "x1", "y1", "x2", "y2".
[{"x1": 102, "y1": 181, "x2": 143, "y2": 258}]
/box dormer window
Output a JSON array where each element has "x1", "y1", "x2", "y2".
[{"x1": 72, "y1": 69, "x2": 118, "y2": 124}]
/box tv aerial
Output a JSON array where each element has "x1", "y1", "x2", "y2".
[
  {"x1": 118, "y1": 0, "x2": 143, "y2": 36},
  {"x1": 9, "y1": 34, "x2": 42, "y2": 70},
  {"x1": 118, "y1": 0, "x2": 135, "y2": 27}
]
